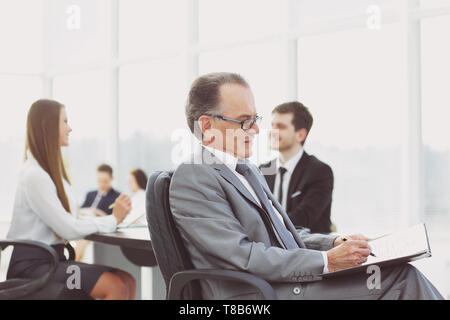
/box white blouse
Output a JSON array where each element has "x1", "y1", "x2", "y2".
[
  {"x1": 130, "y1": 189, "x2": 146, "y2": 215},
  {"x1": 118, "y1": 189, "x2": 146, "y2": 227},
  {"x1": 7, "y1": 153, "x2": 117, "y2": 245}
]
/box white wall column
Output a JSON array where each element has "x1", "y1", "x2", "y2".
[
  {"x1": 186, "y1": 0, "x2": 199, "y2": 85},
  {"x1": 109, "y1": 0, "x2": 120, "y2": 176},
  {"x1": 42, "y1": 0, "x2": 53, "y2": 99},
  {"x1": 400, "y1": 0, "x2": 423, "y2": 227},
  {"x1": 286, "y1": 0, "x2": 298, "y2": 101}
]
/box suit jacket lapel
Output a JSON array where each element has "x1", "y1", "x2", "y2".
[
  {"x1": 264, "y1": 159, "x2": 277, "y2": 192},
  {"x1": 199, "y1": 147, "x2": 262, "y2": 210},
  {"x1": 212, "y1": 163, "x2": 262, "y2": 210},
  {"x1": 198, "y1": 147, "x2": 302, "y2": 248},
  {"x1": 287, "y1": 152, "x2": 310, "y2": 206}
]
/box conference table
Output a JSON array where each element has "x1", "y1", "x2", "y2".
[{"x1": 85, "y1": 226, "x2": 166, "y2": 300}]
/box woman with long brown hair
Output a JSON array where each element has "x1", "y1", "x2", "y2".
[{"x1": 6, "y1": 99, "x2": 136, "y2": 299}]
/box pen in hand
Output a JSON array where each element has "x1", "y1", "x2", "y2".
[{"x1": 342, "y1": 237, "x2": 376, "y2": 257}]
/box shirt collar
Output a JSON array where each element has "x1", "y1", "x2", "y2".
[
  {"x1": 98, "y1": 188, "x2": 112, "y2": 197},
  {"x1": 197, "y1": 143, "x2": 240, "y2": 172},
  {"x1": 277, "y1": 148, "x2": 304, "y2": 174}
]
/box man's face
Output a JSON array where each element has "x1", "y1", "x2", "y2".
[
  {"x1": 209, "y1": 84, "x2": 259, "y2": 159},
  {"x1": 97, "y1": 171, "x2": 113, "y2": 193},
  {"x1": 270, "y1": 112, "x2": 302, "y2": 152}
]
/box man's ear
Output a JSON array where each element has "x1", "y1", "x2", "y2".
[
  {"x1": 296, "y1": 128, "x2": 308, "y2": 145},
  {"x1": 198, "y1": 115, "x2": 211, "y2": 133},
  {"x1": 198, "y1": 115, "x2": 214, "y2": 143}
]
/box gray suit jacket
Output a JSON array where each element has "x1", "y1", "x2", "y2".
[{"x1": 169, "y1": 147, "x2": 338, "y2": 299}]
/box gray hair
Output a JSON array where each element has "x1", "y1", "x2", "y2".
[{"x1": 185, "y1": 72, "x2": 249, "y2": 138}]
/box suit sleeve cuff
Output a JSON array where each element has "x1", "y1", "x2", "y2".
[{"x1": 321, "y1": 251, "x2": 329, "y2": 273}]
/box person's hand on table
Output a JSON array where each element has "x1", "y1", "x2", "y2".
[{"x1": 112, "y1": 194, "x2": 132, "y2": 224}]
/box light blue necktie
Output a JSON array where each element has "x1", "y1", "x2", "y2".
[{"x1": 235, "y1": 161, "x2": 300, "y2": 249}]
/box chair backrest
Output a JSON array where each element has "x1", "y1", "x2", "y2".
[{"x1": 146, "y1": 171, "x2": 201, "y2": 299}]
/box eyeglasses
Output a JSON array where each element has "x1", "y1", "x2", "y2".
[{"x1": 210, "y1": 115, "x2": 262, "y2": 131}]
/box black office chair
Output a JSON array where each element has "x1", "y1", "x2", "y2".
[
  {"x1": 0, "y1": 240, "x2": 90, "y2": 300},
  {"x1": 146, "y1": 170, "x2": 276, "y2": 300}
]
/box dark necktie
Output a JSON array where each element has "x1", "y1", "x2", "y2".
[
  {"x1": 278, "y1": 167, "x2": 287, "y2": 205},
  {"x1": 235, "y1": 161, "x2": 300, "y2": 249}
]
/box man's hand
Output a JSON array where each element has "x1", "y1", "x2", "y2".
[
  {"x1": 327, "y1": 239, "x2": 371, "y2": 272},
  {"x1": 112, "y1": 194, "x2": 132, "y2": 224},
  {"x1": 333, "y1": 234, "x2": 371, "y2": 247}
]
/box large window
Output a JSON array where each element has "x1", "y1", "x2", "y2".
[
  {"x1": 1, "y1": 0, "x2": 450, "y2": 297},
  {"x1": 117, "y1": 0, "x2": 187, "y2": 193},
  {"x1": 53, "y1": 70, "x2": 112, "y2": 204},
  {"x1": 422, "y1": 16, "x2": 450, "y2": 222},
  {"x1": 118, "y1": 58, "x2": 186, "y2": 191},
  {"x1": 0, "y1": 0, "x2": 44, "y2": 242},
  {"x1": 0, "y1": 0, "x2": 43, "y2": 73},
  {"x1": 119, "y1": 0, "x2": 186, "y2": 60},
  {"x1": 46, "y1": 0, "x2": 112, "y2": 73},
  {"x1": 420, "y1": 0, "x2": 450, "y2": 9},
  {"x1": 199, "y1": 42, "x2": 287, "y2": 164},
  {"x1": 419, "y1": 15, "x2": 450, "y2": 296},
  {"x1": 297, "y1": 24, "x2": 403, "y2": 236},
  {"x1": 0, "y1": 76, "x2": 42, "y2": 222},
  {"x1": 199, "y1": 0, "x2": 287, "y2": 44}
]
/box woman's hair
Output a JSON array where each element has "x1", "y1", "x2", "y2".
[
  {"x1": 130, "y1": 169, "x2": 148, "y2": 190},
  {"x1": 25, "y1": 99, "x2": 72, "y2": 213}
]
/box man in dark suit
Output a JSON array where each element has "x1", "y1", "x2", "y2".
[
  {"x1": 81, "y1": 164, "x2": 121, "y2": 216},
  {"x1": 259, "y1": 102, "x2": 333, "y2": 234}
]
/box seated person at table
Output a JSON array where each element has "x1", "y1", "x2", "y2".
[
  {"x1": 169, "y1": 72, "x2": 443, "y2": 300},
  {"x1": 7, "y1": 99, "x2": 136, "y2": 299},
  {"x1": 118, "y1": 169, "x2": 148, "y2": 227},
  {"x1": 81, "y1": 164, "x2": 121, "y2": 216},
  {"x1": 76, "y1": 164, "x2": 122, "y2": 261},
  {"x1": 259, "y1": 101, "x2": 334, "y2": 234}
]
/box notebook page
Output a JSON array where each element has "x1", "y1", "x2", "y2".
[{"x1": 364, "y1": 223, "x2": 429, "y2": 265}]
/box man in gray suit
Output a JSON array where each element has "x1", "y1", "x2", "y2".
[{"x1": 169, "y1": 72, "x2": 443, "y2": 300}]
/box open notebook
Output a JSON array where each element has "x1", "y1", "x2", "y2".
[{"x1": 321, "y1": 223, "x2": 431, "y2": 278}]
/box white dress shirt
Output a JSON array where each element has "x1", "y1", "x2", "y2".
[
  {"x1": 7, "y1": 152, "x2": 117, "y2": 245},
  {"x1": 130, "y1": 189, "x2": 146, "y2": 214},
  {"x1": 200, "y1": 145, "x2": 328, "y2": 273},
  {"x1": 273, "y1": 148, "x2": 304, "y2": 210}
]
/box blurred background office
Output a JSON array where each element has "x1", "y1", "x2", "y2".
[{"x1": 0, "y1": 0, "x2": 449, "y2": 298}]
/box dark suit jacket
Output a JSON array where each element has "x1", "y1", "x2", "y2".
[
  {"x1": 81, "y1": 188, "x2": 121, "y2": 215},
  {"x1": 259, "y1": 152, "x2": 333, "y2": 234}
]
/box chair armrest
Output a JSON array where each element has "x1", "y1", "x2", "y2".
[
  {"x1": 168, "y1": 269, "x2": 277, "y2": 300},
  {"x1": 0, "y1": 240, "x2": 59, "y2": 300}
]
